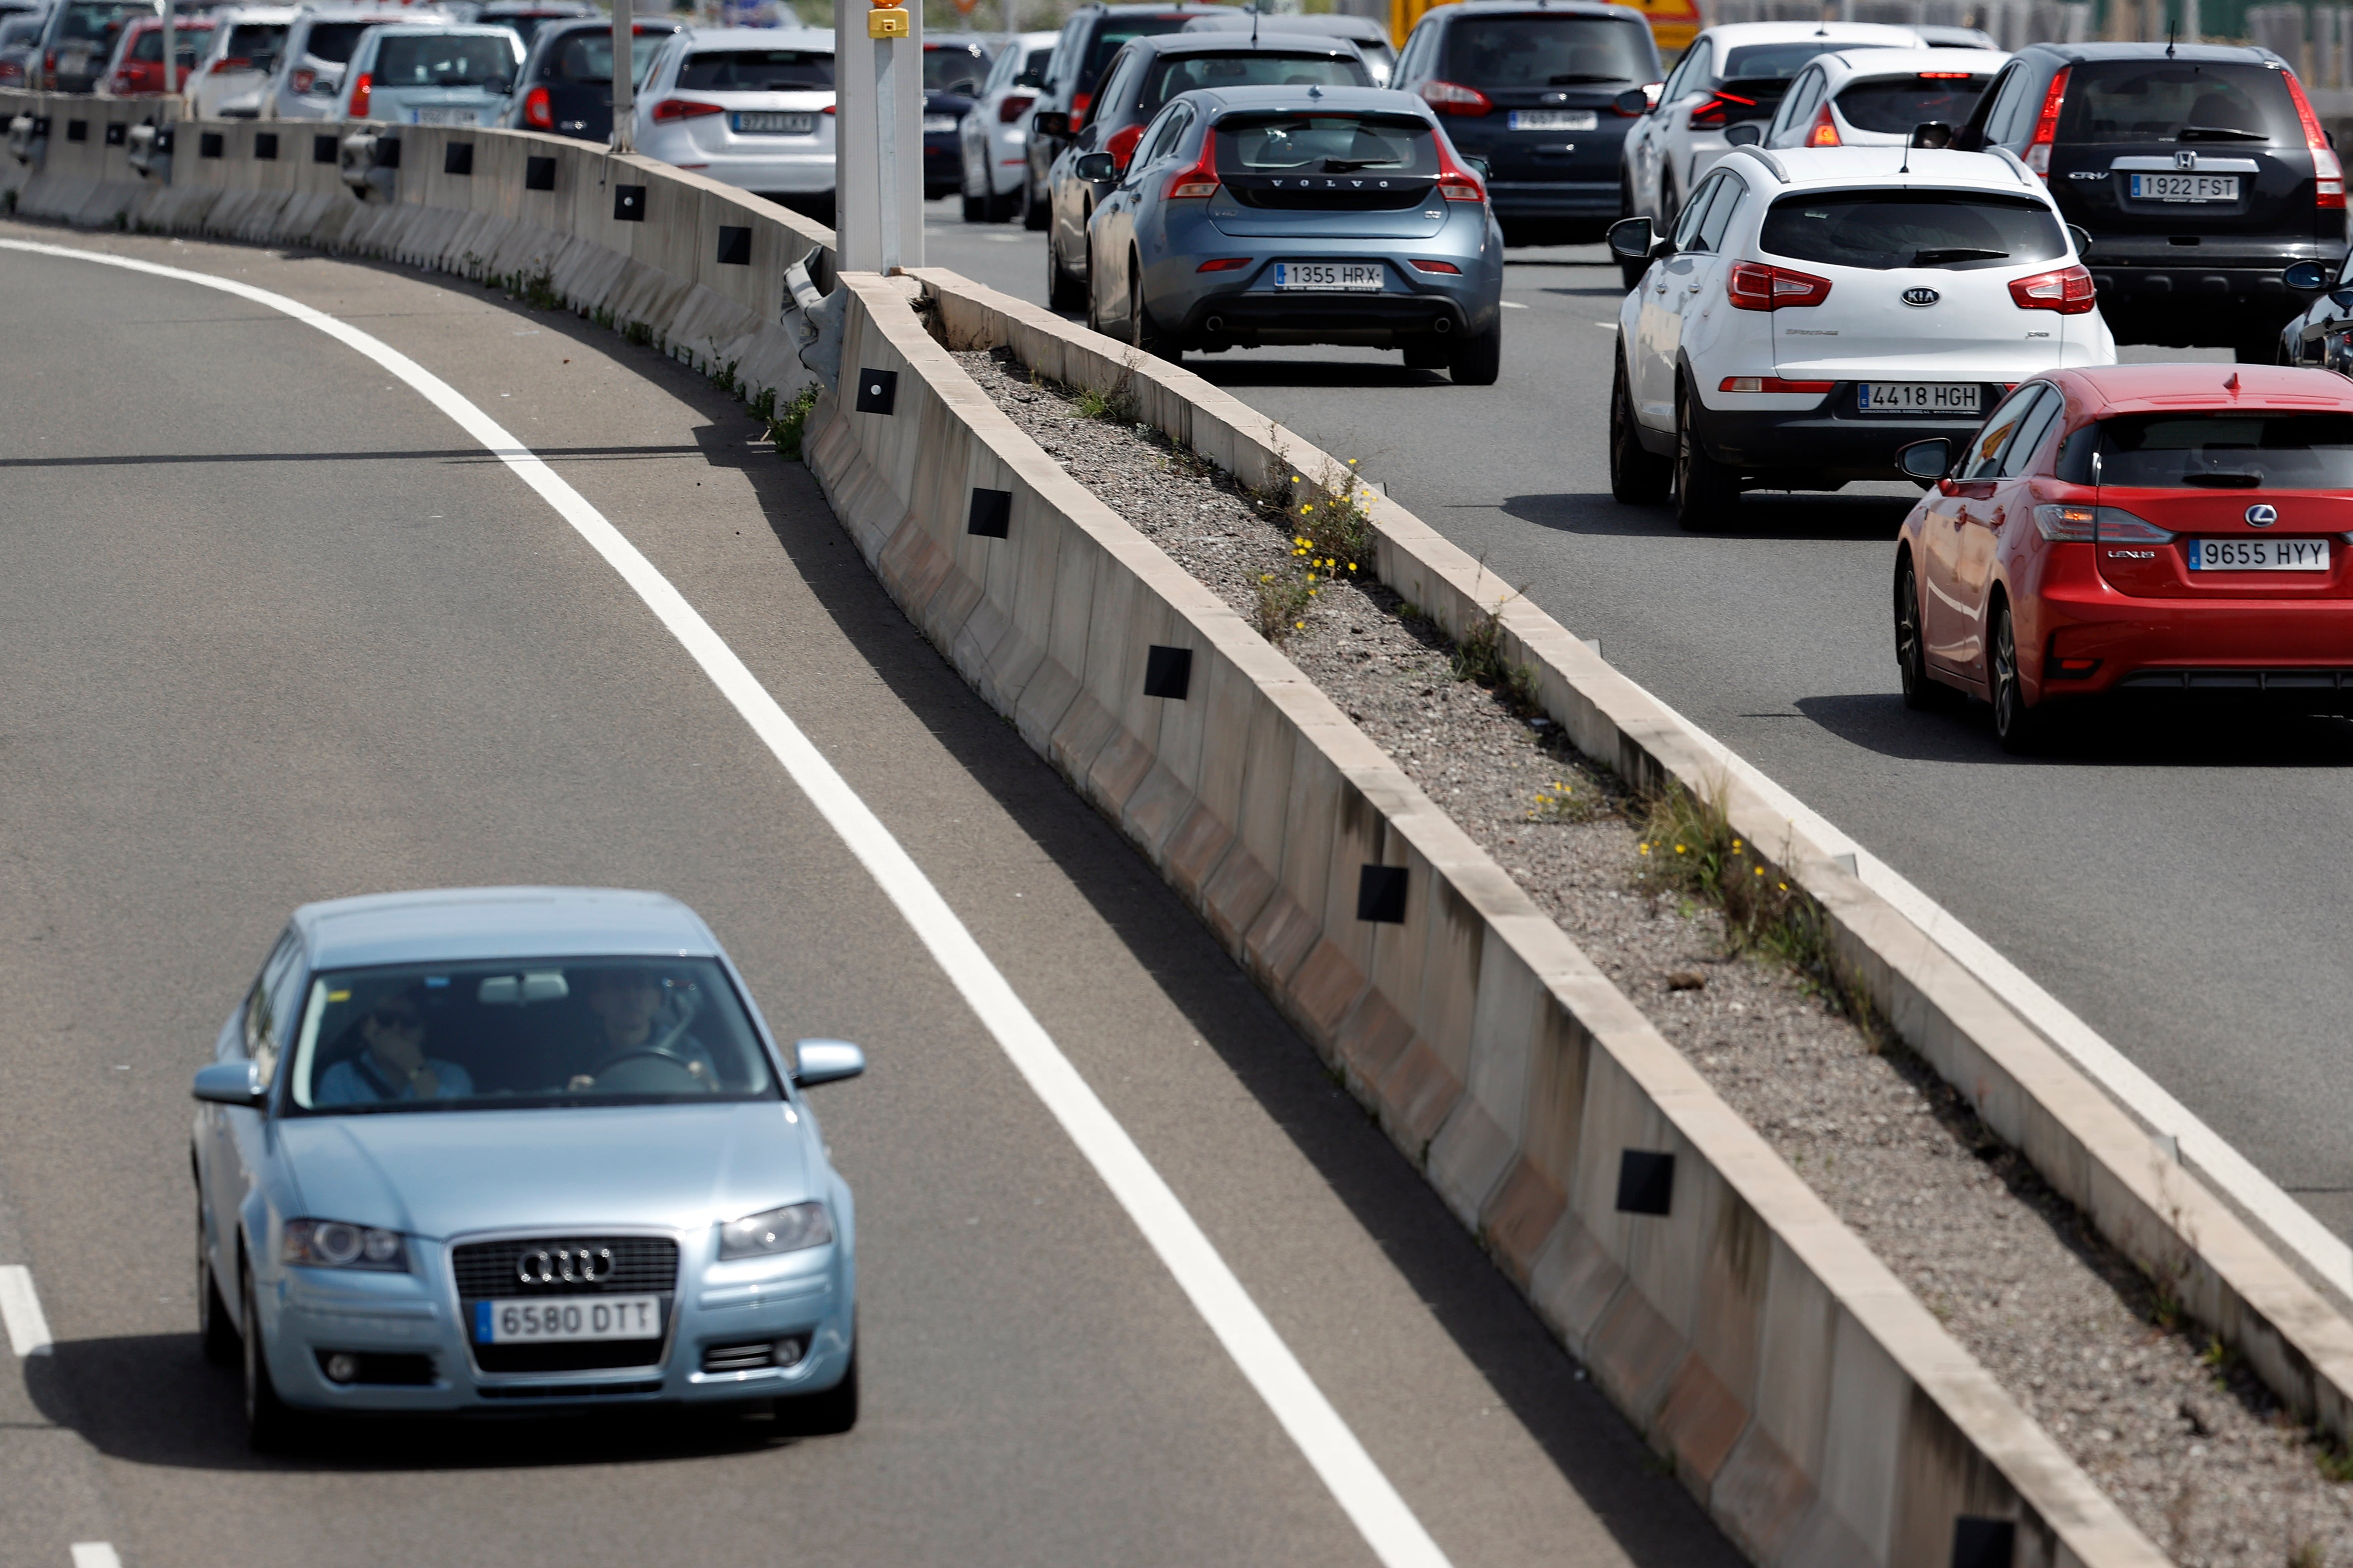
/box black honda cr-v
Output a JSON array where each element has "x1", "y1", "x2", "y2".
[{"x1": 1957, "y1": 42, "x2": 2346, "y2": 361}]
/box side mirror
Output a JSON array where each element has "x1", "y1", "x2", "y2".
[
  {"x1": 1463, "y1": 153, "x2": 1489, "y2": 179},
  {"x1": 1031, "y1": 108, "x2": 1068, "y2": 138},
  {"x1": 1073, "y1": 150, "x2": 1115, "y2": 181},
  {"x1": 793, "y1": 1039, "x2": 866, "y2": 1087},
  {"x1": 1613, "y1": 86, "x2": 1649, "y2": 115},
  {"x1": 2284, "y1": 259, "x2": 2331, "y2": 292},
  {"x1": 1605, "y1": 214, "x2": 1655, "y2": 260},
  {"x1": 2066, "y1": 223, "x2": 2093, "y2": 259},
  {"x1": 1723, "y1": 122, "x2": 1760, "y2": 147},
  {"x1": 1896, "y1": 437, "x2": 1953, "y2": 481},
  {"x1": 192, "y1": 1059, "x2": 267, "y2": 1108},
  {"x1": 2330, "y1": 288, "x2": 2353, "y2": 310},
  {"x1": 1909, "y1": 120, "x2": 1952, "y2": 148}
]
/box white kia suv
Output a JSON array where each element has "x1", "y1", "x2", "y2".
[{"x1": 1606, "y1": 143, "x2": 2117, "y2": 530}]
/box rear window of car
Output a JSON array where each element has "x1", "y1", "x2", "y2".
[
  {"x1": 301, "y1": 21, "x2": 374, "y2": 63},
  {"x1": 2058, "y1": 59, "x2": 2300, "y2": 145},
  {"x1": 1761, "y1": 189, "x2": 2066, "y2": 271},
  {"x1": 1142, "y1": 49, "x2": 1366, "y2": 113},
  {"x1": 1214, "y1": 110, "x2": 1436, "y2": 173},
  {"x1": 924, "y1": 41, "x2": 986, "y2": 93},
  {"x1": 1079, "y1": 15, "x2": 1192, "y2": 92},
  {"x1": 1833, "y1": 70, "x2": 1991, "y2": 133},
  {"x1": 286, "y1": 957, "x2": 781, "y2": 1113},
  {"x1": 2084, "y1": 412, "x2": 2353, "y2": 488},
  {"x1": 222, "y1": 21, "x2": 286, "y2": 66},
  {"x1": 548, "y1": 27, "x2": 662, "y2": 86},
  {"x1": 58, "y1": 2, "x2": 148, "y2": 44},
  {"x1": 1723, "y1": 40, "x2": 1896, "y2": 81},
  {"x1": 375, "y1": 33, "x2": 513, "y2": 87},
  {"x1": 679, "y1": 47, "x2": 832, "y2": 89},
  {"x1": 131, "y1": 21, "x2": 209, "y2": 60},
  {"x1": 1444, "y1": 16, "x2": 1649, "y2": 86}
]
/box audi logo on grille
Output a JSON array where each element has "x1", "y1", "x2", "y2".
[{"x1": 516, "y1": 1245, "x2": 615, "y2": 1285}]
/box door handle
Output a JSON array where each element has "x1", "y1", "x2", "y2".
[{"x1": 1685, "y1": 284, "x2": 1701, "y2": 293}]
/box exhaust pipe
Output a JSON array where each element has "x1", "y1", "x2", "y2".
[
  {"x1": 1432, "y1": 316, "x2": 1452, "y2": 335},
  {"x1": 1205, "y1": 315, "x2": 1224, "y2": 333}
]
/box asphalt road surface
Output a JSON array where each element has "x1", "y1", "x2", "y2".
[
  {"x1": 0, "y1": 224, "x2": 1745, "y2": 1568},
  {"x1": 918, "y1": 196, "x2": 2353, "y2": 1242}
]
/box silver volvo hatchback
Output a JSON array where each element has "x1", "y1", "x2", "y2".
[{"x1": 1080, "y1": 83, "x2": 1505, "y2": 382}]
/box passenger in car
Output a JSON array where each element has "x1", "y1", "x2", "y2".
[{"x1": 315, "y1": 987, "x2": 475, "y2": 1104}]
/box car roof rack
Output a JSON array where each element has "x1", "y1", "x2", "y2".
[{"x1": 1726, "y1": 144, "x2": 1789, "y2": 183}]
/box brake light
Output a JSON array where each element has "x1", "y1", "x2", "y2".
[
  {"x1": 1719, "y1": 375, "x2": 1833, "y2": 392},
  {"x1": 349, "y1": 70, "x2": 370, "y2": 116},
  {"x1": 1070, "y1": 89, "x2": 1090, "y2": 130},
  {"x1": 1106, "y1": 121, "x2": 1143, "y2": 171},
  {"x1": 1917, "y1": 70, "x2": 1974, "y2": 79},
  {"x1": 999, "y1": 91, "x2": 1033, "y2": 124},
  {"x1": 1434, "y1": 133, "x2": 1485, "y2": 202},
  {"x1": 1687, "y1": 90, "x2": 1753, "y2": 127},
  {"x1": 2282, "y1": 70, "x2": 2345, "y2": 210},
  {"x1": 1409, "y1": 259, "x2": 1461, "y2": 273},
  {"x1": 1418, "y1": 79, "x2": 1490, "y2": 116},
  {"x1": 2033, "y1": 503, "x2": 2173, "y2": 542},
  {"x1": 1168, "y1": 131, "x2": 1218, "y2": 199},
  {"x1": 1805, "y1": 102, "x2": 1840, "y2": 147},
  {"x1": 522, "y1": 83, "x2": 552, "y2": 128},
  {"x1": 1727, "y1": 260, "x2": 1831, "y2": 310},
  {"x1": 2009, "y1": 263, "x2": 2096, "y2": 313},
  {"x1": 2022, "y1": 65, "x2": 2068, "y2": 175},
  {"x1": 1196, "y1": 257, "x2": 1248, "y2": 271},
  {"x1": 211, "y1": 55, "x2": 247, "y2": 72},
  {"x1": 290, "y1": 65, "x2": 312, "y2": 93},
  {"x1": 650, "y1": 97, "x2": 724, "y2": 122}
]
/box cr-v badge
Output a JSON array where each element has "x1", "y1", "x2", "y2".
[{"x1": 1902, "y1": 287, "x2": 1940, "y2": 306}]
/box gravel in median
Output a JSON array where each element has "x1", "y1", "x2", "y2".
[{"x1": 953, "y1": 343, "x2": 2353, "y2": 1566}]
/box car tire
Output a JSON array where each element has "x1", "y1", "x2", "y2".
[
  {"x1": 1894, "y1": 556, "x2": 1956, "y2": 711},
  {"x1": 240, "y1": 1262, "x2": 299, "y2": 1453},
  {"x1": 1989, "y1": 598, "x2": 2043, "y2": 754},
  {"x1": 983, "y1": 180, "x2": 1017, "y2": 223},
  {"x1": 1131, "y1": 249, "x2": 1180, "y2": 364},
  {"x1": 197, "y1": 1198, "x2": 238, "y2": 1367},
  {"x1": 961, "y1": 189, "x2": 986, "y2": 222},
  {"x1": 1673, "y1": 383, "x2": 1739, "y2": 531},
  {"x1": 1448, "y1": 325, "x2": 1500, "y2": 385},
  {"x1": 1403, "y1": 340, "x2": 1448, "y2": 370},
  {"x1": 782, "y1": 1346, "x2": 859, "y2": 1436},
  {"x1": 1022, "y1": 171, "x2": 1050, "y2": 231},
  {"x1": 1609, "y1": 353, "x2": 1671, "y2": 504},
  {"x1": 1047, "y1": 231, "x2": 1086, "y2": 314}
]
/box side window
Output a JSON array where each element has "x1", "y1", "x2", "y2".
[
  {"x1": 1962, "y1": 385, "x2": 2046, "y2": 480},
  {"x1": 1673, "y1": 171, "x2": 1727, "y2": 250},
  {"x1": 1393, "y1": 22, "x2": 1425, "y2": 84},
  {"x1": 1979, "y1": 65, "x2": 2033, "y2": 147},
  {"x1": 1676, "y1": 39, "x2": 1711, "y2": 95},
  {"x1": 242, "y1": 931, "x2": 305, "y2": 1088},
  {"x1": 1769, "y1": 68, "x2": 1813, "y2": 139},
  {"x1": 1998, "y1": 385, "x2": 2065, "y2": 478},
  {"x1": 1695, "y1": 175, "x2": 1746, "y2": 253},
  {"x1": 985, "y1": 42, "x2": 1015, "y2": 93},
  {"x1": 1049, "y1": 18, "x2": 1083, "y2": 93},
  {"x1": 1137, "y1": 102, "x2": 1188, "y2": 168}
]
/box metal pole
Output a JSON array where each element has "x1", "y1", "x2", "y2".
[
  {"x1": 875, "y1": 36, "x2": 899, "y2": 269},
  {"x1": 161, "y1": 0, "x2": 175, "y2": 109},
  {"x1": 1003, "y1": 0, "x2": 1016, "y2": 42},
  {"x1": 611, "y1": 0, "x2": 635, "y2": 153}
]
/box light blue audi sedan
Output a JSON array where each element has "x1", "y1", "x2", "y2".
[
  {"x1": 1078, "y1": 83, "x2": 1506, "y2": 383},
  {"x1": 191, "y1": 886, "x2": 862, "y2": 1448}
]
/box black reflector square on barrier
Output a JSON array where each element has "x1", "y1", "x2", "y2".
[
  {"x1": 313, "y1": 133, "x2": 337, "y2": 163},
  {"x1": 525, "y1": 154, "x2": 555, "y2": 190},
  {"x1": 1952, "y1": 1517, "x2": 2015, "y2": 1568},
  {"x1": 613, "y1": 183, "x2": 645, "y2": 221},
  {"x1": 199, "y1": 130, "x2": 223, "y2": 159},
  {"x1": 443, "y1": 141, "x2": 473, "y2": 176},
  {"x1": 105, "y1": 122, "x2": 125, "y2": 146},
  {"x1": 1615, "y1": 1150, "x2": 1675, "y2": 1216},
  {"x1": 854, "y1": 369, "x2": 898, "y2": 415},
  {"x1": 65, "y1": 119, "x2": 86, "y2": 142},
  {"x1": 967, "y1": 488, "x2": 1012, "y2": 539},
  {"x1": 1143, "y1": 645, "x2": 1193, "y2": 701},
  {"x1": 716, "y1": 225, "x2": 752, "y2": 265},
  {"x1": 255, "y1": 131, "x2": 278, "y2": 160},
  {"x1": 375, "y1": 137, "x2": 399, "y2": 168},
  {"x1": 1356, "y1": 864, "x2": 1408, "y2": 924}
]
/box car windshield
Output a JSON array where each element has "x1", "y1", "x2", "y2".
[
  {"x1": 548, "y1": 26, "x2": 662, "y2": 85},
  {"x1": 286, "y1": 957, "x2": 780, "y2": 1113},
  {"x1": 60, "y1": 2, "x2": 149, "y2": 44},
  {"x1": 2060, "y1": 59, "x2": 2298, "y2": 144},
  {"x1": 1722, "y1": 40, "x2": 1896, "y2": 80},
  {"x1": 221, "y1": 21, "x2": 286, "y2": 67},
  {"x1": 301, "y1": 20, "x2": 373, "y2": 63},
  {"x1": 1761, "y1": 189, "x2": 2066, "y2": 270},
  {"x1": 1142, "y1": 49, "x2": 1365, "y2": 112},
  {"x1": 374, "y1": 32, "x2": 511, "y2": 87},
  {"x1": 1079, "y1": 15, "x2": 1190, "y2": 92},
  {"x1": 1442, "y1": 16, "x2": 1649, "y2": 86},
  {"x1": 924, "y1": 41, "x2": 984, "y2": 93},
  {"x1": 131, "y1": 22, "x2": 207, "y2": 59},
  {"x1": 679, "y1": 46, "x2": 832, "y2": 89},
  {"x1": 1215, "y1": 110, "x2": 1436, "y2": 173},
  {"x1": 1834, "y1": 71, "x2": 1991, "y2": 132},
  {"x1": 2092, "y1": 413, "x2": 2353, "y2": 488}
]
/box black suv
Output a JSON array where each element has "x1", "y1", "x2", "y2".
[
  {"x1": 508, "y1": 17, "x2": 681, "y2": 144},
  {"x1": 1023, "y1": 2, "x2": 1228, "y2": 230},
  {"x1": 1389, "y1": 0, "x2": 1659, "y2": 247},
  {"x1": 1956, "y1": 43, "x2": 2346, "y2": 361}
]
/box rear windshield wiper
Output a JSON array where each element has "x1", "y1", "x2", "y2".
[
  {"x1": 2181, "y1": 470, "x2": 2265, "y2": 487},
  {"x1": 1319, "y1": 157, "x2": 1403, "y2": 171},
  {"x1": 1545, "y1": 72, "x2": 1624, "y2": 83},
  {"x1": 2177, "y1": 125, "x2": 2269, "y2": 142},
  {"x1": 1912, "y1": 246, "x2": 2008, "y2": 264}
]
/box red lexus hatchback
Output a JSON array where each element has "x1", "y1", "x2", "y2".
[{"x1": 1892, "y1": 363, "x2": 2353, "y2": 750}]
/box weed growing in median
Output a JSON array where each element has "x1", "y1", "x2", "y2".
[
  {"x1": 768, "y1": 384, "x2": 820, "y2": 461},
  {"x1": 1073, "y1": 360, "x2": 1139, "y2": 424}
]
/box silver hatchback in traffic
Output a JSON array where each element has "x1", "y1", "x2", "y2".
[{"x1": 1080, "y1": 83, "x2": 1505, "y2": 382}]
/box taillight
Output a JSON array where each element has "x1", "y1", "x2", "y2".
[
  {"x1": 1409, "y1": 259, "x2": 1461, "y2": 273},
  {"x1": 1434, "y1": 133, "x2": 1485, "y2": 202},
  {"x1": 1805, "y1": 102, "x2": 1840, "y2": 147},
  {"x1": 998, "y1": 91, "x2": 1033, "y2": 124},
  {"x1": 1167, "y1": 131, "x2": 1217, "y2": 199},
  {"x1": 1106, "y1": 121, "x2": 1143, "y2": 171},
  {"x1": 522, "y1": 83, "x2": 552, "y2": 128},
  {"x1": 1196, "y1": 257, "x2": 1248, "y2": 271},
  {"x1": 2283, "y1": 70, "x2": 2344, "y2": 210},
  {"x1": 2009, "y1": 264, "x2": 2096, "y2": 314},
  {"x1": 210, "y1": 55, "x2": 247, "y2": 73},
  {"x1": 1719, "y1": 375, "x2": 1833, "y2": 393},
  {"x1": 1917, "y1": 70, "x2": 1974, "y2": 79},
  {"x1": 1418, "y1": 79, "x2": 1491, "y2": 116},
  {"x1": 290, "y1": 65, "x2": 312, "y2": 93},
  {"x1": 1727, "y1": 260, "x2": 1831, "y2": 310},
  {"x1": 1686, "y1": 90, "x2": 1753, "y2": 128},
  {"x1": 1069, "y1": 89, "x2": 1090, "y2": 130},
  {"x1": 349, "y1": 70, "x2": 370, "y2": 116},
  {"x1": 2022, "y1": 66, "x2": 2068, "y2": 176},
  {"x1": 2032, "y1": 503, "x2": 2173, "y2": 542},
  {"x1": 650, "y1": 97, "x2": 724, "y2": 122}
]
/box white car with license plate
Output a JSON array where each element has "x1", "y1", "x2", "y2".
[
  {"x1": 1605, "y1": 143, "x2": 2116, "y2": 530},
  {"x1": 631, "y1": 25, "x2": 837, "y2": 204}
]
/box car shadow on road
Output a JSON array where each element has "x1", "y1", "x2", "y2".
[
  {"x1": 1796, "y1": 691, "x2": 2353, "y2": 766},
  {"x1": 1503, "y1": 490, "x2": 1913, "y2": 540},
  {"x1": 1183, "y1": 357, "x2": 1448, "y2": 390}
]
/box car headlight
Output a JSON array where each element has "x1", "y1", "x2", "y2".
[
  {"x1": 719, "y1": 1201, "x2": 832, "y2": 1260},
  {"x1": 283, "y1": 1218, "x2": 408, "y2": 1271}
]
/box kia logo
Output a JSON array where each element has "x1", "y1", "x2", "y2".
[
  {"x1": 2246, "y1": 504, "x2": 2279, "y2": 527},
  {"x1": 1902, "y1": 287, "x2": 1940, "y2": 307}
]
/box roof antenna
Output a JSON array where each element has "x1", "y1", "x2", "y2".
[
  {"x1": 2225, "y1": 370, "x2": 2242, "y2": 391},
  {"x1": 2166, "y1": 22, "x2": 2177, "y2": 57},
  {"x1": 1250, "y1": 4, "x2": 1259, "y2": 43}
]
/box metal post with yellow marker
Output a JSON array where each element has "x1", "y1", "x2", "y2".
[{"x1": 835, "y1": 0, "x2": 924, "y2": 273}]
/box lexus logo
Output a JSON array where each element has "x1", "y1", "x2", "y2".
[
  {"x1": 2176, "y1": 149, "x2": 2197, "y2": 169},
  {"x1": 1902, "y1": 286, "x2": 1940, "y2": 307},
  {"x1": 2246, "y1": 503, "x2": 2279, "y2": 527},
  {"x1": 517, "y1": 1245, "x2": 615, "y2": 1285}
]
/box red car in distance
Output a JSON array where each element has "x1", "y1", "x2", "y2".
[
  {"x1": 104, "y1": 13, "x2": 214, "y2": 94},
  {"x1": 1892, "y1": 363, "x2": 2353, "y2": 751}
]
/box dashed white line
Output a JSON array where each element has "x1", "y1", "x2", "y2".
[
  {"x1": 0, "y1": 1265, "x2": 53, "y2": 1357},
  {"x1": 70, "y1": 1545, "x2": 122, "y2": 1568},
  {"x1": 3, "y1": 236, "x2": 1453, "y2": 1568},
  {"x1": 1498, "y1": 300, "x2": 1528, "y2": 309}
]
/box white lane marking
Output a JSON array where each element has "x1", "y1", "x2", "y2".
[
  {"x1": 5, "y1": 238, "x2": 1452, "y2": 1568},
  {"x1": 0, "y1": 1265, "x2": 54, "y2": 1356},
  {"x1": 1639, "y1": 680, "x2": 2353, "y2": 1295},
  {"x1": 70, "y1": 1546, "x2": 123, "y2": 1568},
  {"x1": 1498, "y1": 300, "x2": 1528, "y2": 309}
]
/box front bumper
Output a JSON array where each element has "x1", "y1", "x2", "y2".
[{"x1": 1694, "y1": 384, "x2": 2012, "y2": 483}]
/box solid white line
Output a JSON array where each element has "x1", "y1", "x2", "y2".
[
  {"x1": 0, "y1": 1265, "x2": 53, "y2": 1357},
  {"x1": 2, "y1": 238, "x2": 1452, "y2": 1568},
  {"x1": 69, "y1": 1546, "x2": 122, "y2": 1568}
]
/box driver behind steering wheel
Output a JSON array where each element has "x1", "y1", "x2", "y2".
[{"x1": 567, "y1": 967, "x2": 719, "y2": 1091}]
